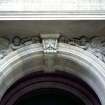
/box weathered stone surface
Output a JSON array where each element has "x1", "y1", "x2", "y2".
[{"x1": 0, "y1": 35, "x2": 105, "y2": 64}]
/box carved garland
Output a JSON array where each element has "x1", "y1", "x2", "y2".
[{"x1": 0, "y1": 35, "x2": 105, "y2": 63}]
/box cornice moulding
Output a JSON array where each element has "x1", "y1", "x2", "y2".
[
  {"x1": 0, "y1": 0, "x2": 105, "y2": 20},
  {"x1": 0, "y1": 12, "x2": 105, "y2": 20}
]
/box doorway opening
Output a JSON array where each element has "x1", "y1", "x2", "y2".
[{"x1": 0, "y1": 72, "x2": 101, "y2": 105}]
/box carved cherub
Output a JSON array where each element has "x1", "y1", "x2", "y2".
[{"x1": 10, "y1": 36, "x2": 23, "y2": 50}]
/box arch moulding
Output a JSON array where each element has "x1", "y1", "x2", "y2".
[{"x1": 0, "y1": 34, "x2": 105, "y2": 105}]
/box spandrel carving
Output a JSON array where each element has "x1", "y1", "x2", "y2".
[
  {"x1": 0, "y1": 34, "x2": 105, "y2": 64},
  {"x1": 59, "y1": 35, "x2": 105, "y2": 63},
  {"x1": 0, "y1": 37, "x2": 9, "y2": 59},
  {"x1": 0, "y1": 36, "x2": 41, "y2": 59}
]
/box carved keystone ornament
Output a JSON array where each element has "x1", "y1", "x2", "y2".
[{"x1": 41, "y1": 34, "x2": 59, "y2": 53}]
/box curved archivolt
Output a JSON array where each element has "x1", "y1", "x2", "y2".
[{"x1": 0, "y1": 35, "x2": 105, "y2": 105}]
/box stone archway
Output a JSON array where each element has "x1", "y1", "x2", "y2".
[{"x1": 0, "y1": 34, "x2": 105, "y2": 105}]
